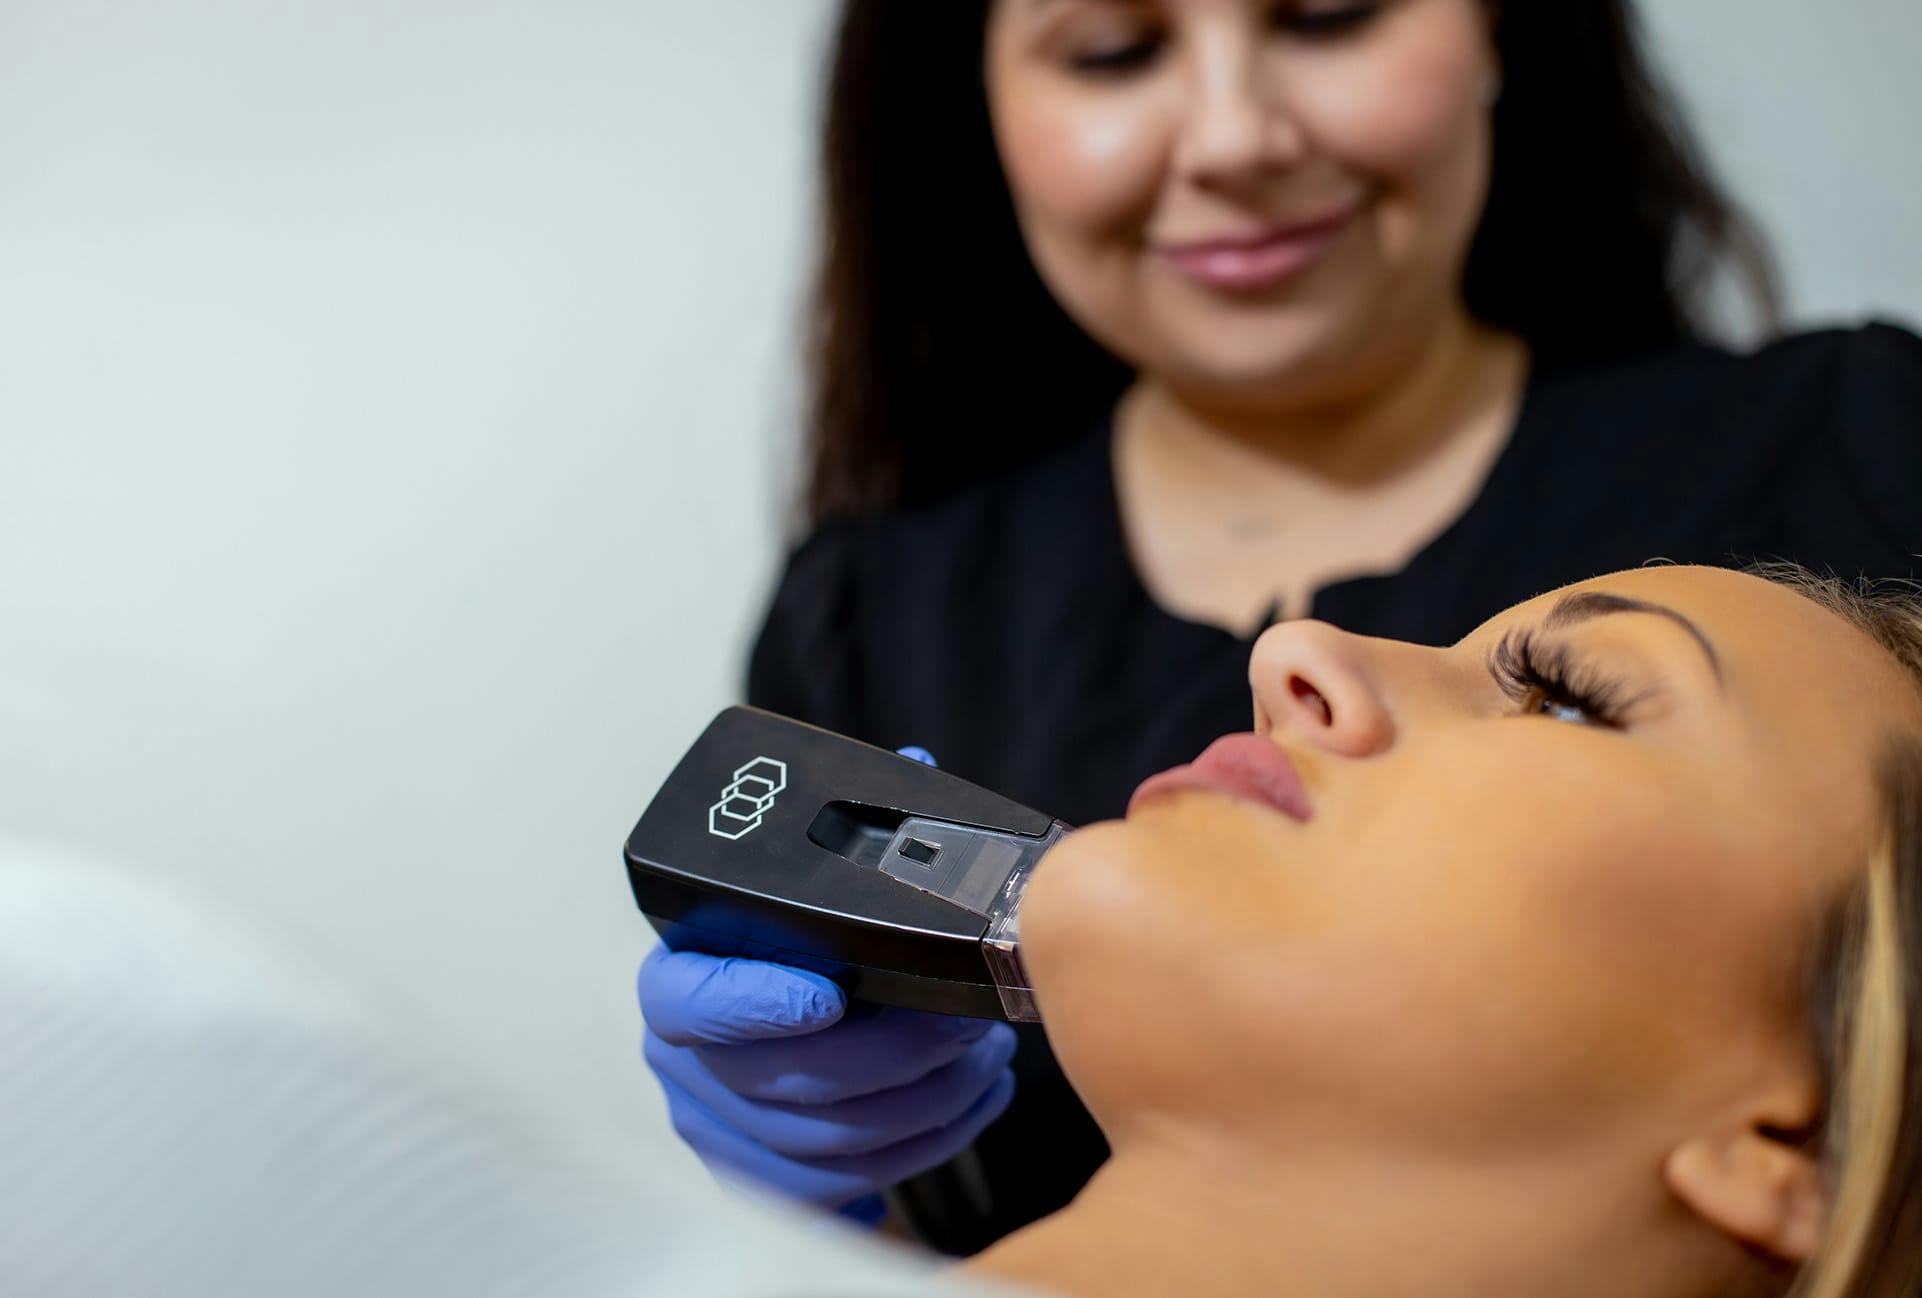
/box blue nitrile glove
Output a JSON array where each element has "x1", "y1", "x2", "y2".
[
  {"x1": 637, "y1": 744, "x2": 1017, "y2": 1222},
  {"x1": 639, "y1": 949, "x2": 1018, "y2": 1218}
]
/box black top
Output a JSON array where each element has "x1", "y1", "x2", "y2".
[{"x1": 745, "y1": 323, "x2": 1922, "y2": 1252}]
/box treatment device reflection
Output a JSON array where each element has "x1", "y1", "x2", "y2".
[{"x1": 623, "y1": 707, "x2": 1071, "y2": 1022}]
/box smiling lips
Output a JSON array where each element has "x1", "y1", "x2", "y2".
[
  {"x1": 1128, "y1": 732, "x2": 1315, "y2": 823},
  {"x1": 1155, "y1": 203, "x2": 1361, "y2": 292}
]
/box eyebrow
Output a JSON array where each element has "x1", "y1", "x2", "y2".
[{"x1": 1544, "y1": 591, "x2": 1724, "y2": 688}]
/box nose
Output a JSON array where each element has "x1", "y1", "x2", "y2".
[
  {"x1": 1171, "y1": 34, "x2": 1304, "y2": 185},
  {"x1": 1248, "y1": 620, "x2": 1396, "y2": 759}
]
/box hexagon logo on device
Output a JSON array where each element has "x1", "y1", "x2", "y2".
[{"x1": 707, "y1": 756, "x2": 789, "y2": 840}]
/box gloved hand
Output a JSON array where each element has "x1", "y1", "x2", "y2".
[
  {"x1": 638, "y1": 742, "x2": 1017, "y2": 1221},
  {"x1": 639, "y1": 948, "x2": 1018, "y2": 1218}
]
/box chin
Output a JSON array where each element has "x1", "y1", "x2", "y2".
[
  {"x1": 1020, "y1": 820, "x2": 1185, "y2": 1127},
  {"x1": 1156, "y1": 318, "x2": 1374, "y2": 406},
  {"x1": 1021, "y1": 822, "x2": 1141, "y2": 1006}
]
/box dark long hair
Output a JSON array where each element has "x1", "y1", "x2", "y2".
[{"x1": 803, "y1": 1, "x2": 1779, "y2": 526}]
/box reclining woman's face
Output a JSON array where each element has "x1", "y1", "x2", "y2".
[{"x1": 1023, "y1": 566, "x2": 1918, "y2": 1205}]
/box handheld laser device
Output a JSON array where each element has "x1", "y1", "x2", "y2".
[{"x1": 623, "y1": 707, "x2": 1069, "y2": 1022}]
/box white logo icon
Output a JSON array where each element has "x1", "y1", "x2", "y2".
[{"x1": 707, "y1": 756, "x2": 788, "y2": 840}]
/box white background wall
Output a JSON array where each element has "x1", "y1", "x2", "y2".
[
  {"x1": 1640, "y1": 0, "x2": 1922, "y2": 328},
  {"x1": 3, "y1": 0, "x2": 1919, "y2": 1164}
]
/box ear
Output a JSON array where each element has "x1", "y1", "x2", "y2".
[{"x1": 1663, "y1": 1117, "x2": 1829, "y2": 1265}]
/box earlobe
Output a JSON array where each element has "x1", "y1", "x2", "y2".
[{"x1": 1663, "y1": 1126, "x2": 1829, "y2": 1264}]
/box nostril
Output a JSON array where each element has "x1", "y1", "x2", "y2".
[{"x1": 1289, "y1": 675, "x2": 1333, "y2": 727}]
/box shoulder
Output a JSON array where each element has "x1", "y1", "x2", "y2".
[
  {"x1": 1532, "y1": 321, "x2": 1922, "y2": 421},
  {"x1": 1785, "y1": 320, "x2": 1922, "y2": 476},
  {"x1": 1784, "y1": 324, "x2": 1922, "y2": 561},
  {"x1": 1758, "y1": 318, "x2": 1922, "y2": 382},
  {"x1": 1521, "y1": 322, "x2": 1922, "y2": 571},
  {"x1": 1715, "y1": 322, "x2": 1922, "y2": 440},
  {"x1": 1703, "y1": 324, "x2": 1922, "y2": 553}
]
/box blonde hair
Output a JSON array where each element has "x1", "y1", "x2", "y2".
[{"x1": 1759, "y1": 567, "x2": 1922, "y2": 1298}]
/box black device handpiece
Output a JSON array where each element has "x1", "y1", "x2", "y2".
[{"x1": 623, "y1": 707, "x2": 1070, "y2": 1022}]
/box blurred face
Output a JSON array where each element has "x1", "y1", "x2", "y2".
[
  {"x1": 1023, "y1": 567, "x2": 1922, "y2": 1166},
  {"x1": 984, "y1": 0, "x2": 1500, "y2": 404}
]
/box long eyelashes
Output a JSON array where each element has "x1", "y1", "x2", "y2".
[{"x1": 1486, "y1": 629, "x2": 1641, "y2": 728}]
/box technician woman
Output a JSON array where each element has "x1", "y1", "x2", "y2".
[{"x1": 638, "y1": 0, "x2": 1922, "y2": 1253}]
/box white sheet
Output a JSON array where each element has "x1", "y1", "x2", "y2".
[{"x1": 0, "y1": 843, "x2": 1031, "y2": 1298}]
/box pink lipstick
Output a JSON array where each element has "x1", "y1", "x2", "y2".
[
  {"x1": 1155, "y1": 203, "x2": 1360, "y2": 293},
  {"x1": 1127, "y1": 732, "x2": 1313, "y2": 823}
]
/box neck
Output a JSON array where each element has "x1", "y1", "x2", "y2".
[
  {"x1": 960, "y1": 1137, "x2": 1739, "y2": 1298},
  {"x1": 1124, "y1": 310, "x2": 1526, "y2": 490}
]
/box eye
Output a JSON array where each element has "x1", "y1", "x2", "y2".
[
  {"x1": 1270, "y1": 1, "x2": 1386, "y2": 39},
  {"x1": 1486, "y1": 630, "x2": 1633, "y2": 729},
  {"x1": 1536, "y1": 698, "x2": 1593, "y2": 725},
  {"x1": 1068, "y1": 33, "x2": 1164, "y2": 74}
]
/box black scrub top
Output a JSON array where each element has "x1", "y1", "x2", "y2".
[{"x1": 745, "y1": 323, "x2": 1922, "y2": 1253}]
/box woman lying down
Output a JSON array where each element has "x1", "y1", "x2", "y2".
[
  {"x1": 938, "y1": 563, "x2": 1922, "y2": 1298},
  {"x1": 11, "y1": 564, "x2": 1916, "y2": 1298},
  {"x1": 642, "y1": 560, "x2": 1922, "y2": 1296}
]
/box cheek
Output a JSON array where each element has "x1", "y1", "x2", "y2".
[
  {"x1": 1020, "y1": 821, "x2": 1194, "y2": 1120},
  {"x1": 1283, "y1": 21, "x2": 1491, "y2": 252},
  {"x1": 989, "y1": 80, "x2": 1166, "y2": 239},
  {"x1": 1298, "y1": 50, "x2": 1481, "y2": 171},
  {"x1": 1325, "y1": 746, "x2": 1794, "y2": 1113},
  {"x1": 1528, "y1": 756, "x2": 1833, "y2": 1036},
  {"x1": 985, "y1": 73, "x2": 1173, "y2": 380}
]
